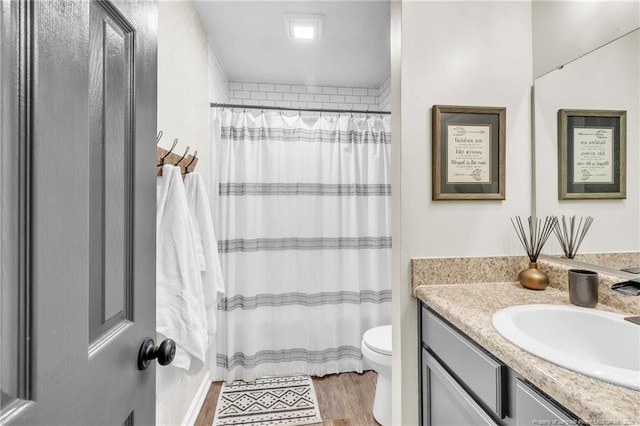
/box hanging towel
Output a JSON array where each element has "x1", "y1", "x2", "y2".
[
  {"x1": 184, "y1": 172, "x2": 226, "y2": 373},
  {"x1": 156, "y1": 165, "x2": 208, "y2": 376}
]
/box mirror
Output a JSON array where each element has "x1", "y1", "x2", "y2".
[
  {"x1": 534, "y1": 28, "x2": 640, "y2": 273},
  {"x1": 532, "y1": 1, "x2": 640, "y2": 78}
]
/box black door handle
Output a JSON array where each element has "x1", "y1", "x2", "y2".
[{"x1": 138, "y1": 337, "x2": 176, "y2": 370}]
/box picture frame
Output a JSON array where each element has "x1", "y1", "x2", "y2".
[
  {"x1": 432, "y1": 105, "x2": 506, "y2": 200},
  {"x1": 558, "y1": 109, "x2": 626, "y2": 200}
]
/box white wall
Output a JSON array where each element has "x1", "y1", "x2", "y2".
[
  {"x1": 535, "y1": 30, "x2": 640, "y2": 255},
  {"x1": 157, "y1": 1, "x2": 221, "y2": 424},
  {"x1": 393, "y1": 1, "x2": 533, "y2": 424},
  {"x1": 209, "y1": 43, "x2": 229, "y2": 105},
  {"x1": 533, "y1": 0, "x2": 640, "y2": 78},
  {"x1": 157, "y1": 0, "x2": 211, "y2": 191}
]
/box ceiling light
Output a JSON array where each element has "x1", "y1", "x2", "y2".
[
  {"x1": 285, "y1": 14, "x2": 324, "y2": 40},
  {"x1": 293, "y1": 25, "x2": 315, "y2": 40}
]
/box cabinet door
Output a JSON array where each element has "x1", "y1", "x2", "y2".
[
  {"x1": 422, "y1": 350, "x2": 499, "y2": 426},
  {"x1": 516, "y1": 380, "x2": 575, "y2": 426},
  {"x1": 421, "y1": 306, "x2": 505, "y2": 418}
]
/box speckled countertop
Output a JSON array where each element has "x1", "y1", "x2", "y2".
[{"x1": 414, "y1": 281, "x2": 640, "y2": 425}]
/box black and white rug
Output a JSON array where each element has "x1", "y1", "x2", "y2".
[{"x1": 213, "y1": 375, "x2": 322, "y2": 426}]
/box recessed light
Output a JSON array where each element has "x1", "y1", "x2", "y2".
[
  {"x1": 284, "y1": 14, "x2": 324, "y2": 40},
  {"x1": 293, "y1": 25, "x2": 316, "y2": 40}
]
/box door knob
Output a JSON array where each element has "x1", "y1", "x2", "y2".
[{"x1": 138, "y1": 337, "x2": 176, "y2": 370}]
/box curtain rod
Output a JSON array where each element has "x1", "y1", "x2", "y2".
[{"x1": 210, "y1": 102, "x2": 391, "y2": 115}]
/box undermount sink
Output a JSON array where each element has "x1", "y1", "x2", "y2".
[{"x1": 492, "y1": 304, "x2": 640, "y2": 390}]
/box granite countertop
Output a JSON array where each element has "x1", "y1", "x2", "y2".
[{"x1": 414, "y1": 282, "x2": 640, "y2": 425}]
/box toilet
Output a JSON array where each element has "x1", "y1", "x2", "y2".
[{"x1": 361, "y1": 325, "x2": 392, "y2": 426}]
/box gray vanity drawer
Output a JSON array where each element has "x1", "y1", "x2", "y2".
[
  {"x1": 516, "y1": 379, "x2": 574, "y2": 425},
  {"x1": 422, "y1": 306, "x2": 505, "y2": 419},
  {"x1": 422, "y1": 349, "x2": 499, "y2": 426}
]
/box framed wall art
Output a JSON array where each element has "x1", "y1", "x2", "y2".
[
  {"x1": 432, "y1": 105, "x2": 506, "y2": 200},
  {"x1": 558, "y1": 109, "x2": 626, "y2": 199}
]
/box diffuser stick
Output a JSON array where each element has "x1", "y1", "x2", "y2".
[
  {"x1": 553, "y1": 215, "x2": 594, "y2": 259},
  {"x1": 573, "y1": 216, "x2": 594, "y2": 256},
  {"x1": 511, "y1": 217, "x2": 532, "y2": 258},
  {"x1": 510, "y1": 215, "x2": 557, "y2": 263}
]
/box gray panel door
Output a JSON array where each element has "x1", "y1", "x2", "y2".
[{"x1": 1, "y1": 0, "x2": 157, "y2": 424}]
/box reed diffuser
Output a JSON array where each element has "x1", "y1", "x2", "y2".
[
  {"x1": 510, "y1": 215, "x2": 558, "y2": 290},
  {"x1": 553, "y1": 215, "x2": 594, "y2": 259}
]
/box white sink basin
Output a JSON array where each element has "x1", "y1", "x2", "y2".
[{"x1": 492, "y1": 304, "x2": 640, "y2": 390}]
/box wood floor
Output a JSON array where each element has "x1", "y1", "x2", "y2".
[{"x1": 194, "y1": 371, "x2": 381, "y2": 426}]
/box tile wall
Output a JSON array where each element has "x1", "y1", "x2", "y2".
[{"x1": 227, "y1": 76, "x2": 391, "y2": 112}]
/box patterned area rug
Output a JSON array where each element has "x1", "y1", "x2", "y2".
[{"x1": 213, "y1": 375, "x2": 322, "y2": 426}]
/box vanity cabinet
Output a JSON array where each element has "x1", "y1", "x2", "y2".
[{"x1": 419, "y1": 303, "x2": 579, "y2": 426}]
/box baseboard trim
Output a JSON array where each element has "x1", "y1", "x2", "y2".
[{"x1": 182, "y1": 372, "x2": 212, "y2": 426}]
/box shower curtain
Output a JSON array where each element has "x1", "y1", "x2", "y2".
[{"x1": 210, "y1": 108, "x2": 391, "y2": 381}]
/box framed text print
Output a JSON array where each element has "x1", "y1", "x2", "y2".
[
  {"x1": 432, "y1": 105, "x2": 506, "y2": 200},
  {"x1": 558, "y1": 109, "x2": 626, "y2": 200}
]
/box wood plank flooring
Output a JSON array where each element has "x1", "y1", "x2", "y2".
[{"x1": 194, "y1": 371, "x2": 381, "y2": 426}]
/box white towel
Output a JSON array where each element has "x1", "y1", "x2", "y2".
[
  {"x1": 156, "y1": 165, "x2": 208, "y2": 376},
  {"x1": 184, "y1": 172, "x2": 226, "y2": 373}
]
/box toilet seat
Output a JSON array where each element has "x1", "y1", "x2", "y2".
[{"x1": 363, "y1": 325, "x2": 392, "y2": 356}]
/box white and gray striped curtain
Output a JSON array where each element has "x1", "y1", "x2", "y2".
[{"x1": 211, "y1": 108, "x2": 391, "y2": 381}]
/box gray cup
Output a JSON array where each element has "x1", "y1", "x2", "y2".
[{"x1": 568, "y1": 269, "x2": 598, "y2": 307}]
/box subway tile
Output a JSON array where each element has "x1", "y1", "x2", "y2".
[
  {"x1": 267, "y1": 92, "x2": 283, "y2": 101},
  {"x1": 243, "y1": 82, "x2": 259, "y2": 91},
  {"x1": 229, "y1": 82, "x2": 387, "y2": 113},
  {"x1": 291, "y1": 85, "x2": 307, "y2": 94},
  {"x1": 353, "y1": 103, "x2": 371, "y2": 110},
  {"x1": 232, "y1": 90, "x2": 250, "y2": 100},
  {"x1": 250, "y1": 91, "x2": 267, "y2": 100}
]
